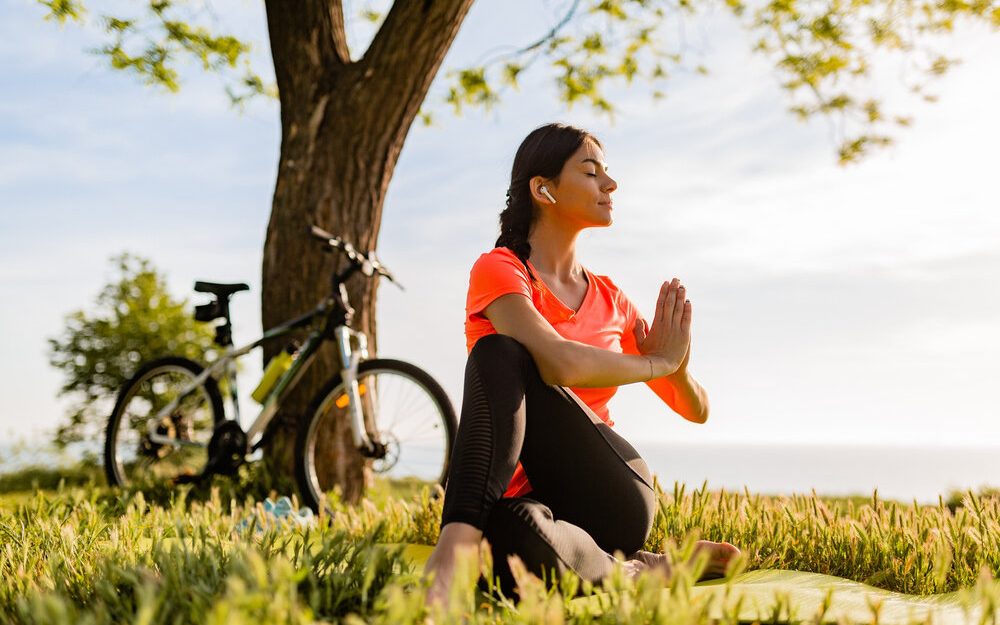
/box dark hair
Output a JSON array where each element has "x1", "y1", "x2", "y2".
[{"x1": 496, "y1": 122, "x2": 602, "y2": 282}]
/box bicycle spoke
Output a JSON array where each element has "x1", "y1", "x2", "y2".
[
  {"x1": 303, "y1": 363, "x2": 453, "y2": 509},
  {"x1": 109, "y1": 363, "x2": 218, "y2": 487},
  {"x1": 388, "y1": 419, "x2": 444, "y2": 442}
]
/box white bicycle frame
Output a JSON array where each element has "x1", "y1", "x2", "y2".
[{"x1": 146, "y1": 316, "x2": 377, "y2": 456}]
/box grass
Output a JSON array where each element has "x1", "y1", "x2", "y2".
[{"x1": 1, "y1": 465, "x2": 999, "y2": 624}]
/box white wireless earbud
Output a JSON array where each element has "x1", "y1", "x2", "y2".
[{"x1": 539, "y1": 186, "x2": 556, "y2": 203}]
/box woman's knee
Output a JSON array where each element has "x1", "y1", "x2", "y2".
[{"x1": 469, "y1": 333, "x2": 534, "y2": 369}]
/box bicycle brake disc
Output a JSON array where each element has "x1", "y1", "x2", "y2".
[{"x1": 370, "y1": 431, "x2": 400, "y2": 473}]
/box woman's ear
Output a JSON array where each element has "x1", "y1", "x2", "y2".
[{"x1": 528, "y1": 175, "x2": 553, "y2": 204}]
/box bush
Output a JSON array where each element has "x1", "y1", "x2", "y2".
[{"x1": 46, "y1": 253, "x2": 218, "y2": 448}]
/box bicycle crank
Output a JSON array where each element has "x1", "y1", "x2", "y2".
[
  {"x1": 174, "y1": 421, "x2": 247, "y2": 485},
  {"x1": 206, "y1": 421, "x2": 248, "y2": 476}
]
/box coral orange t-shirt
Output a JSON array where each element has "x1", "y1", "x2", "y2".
[{"x1": 464, "y1": 246, "x2": 646, "y2": 498}]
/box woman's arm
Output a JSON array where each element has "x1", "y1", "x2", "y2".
[
  {"x1": 646, "y1": 370, "x2": 710, "y2": 424},
  {"x1": 559, "y1": 340, "x2": 680, "y2": 387},
  {"x1": 483, "y1": 293, "x2": 681, "y2": 387},
  {"x1": 634, "y1": 319, "x2": 710, "y2": 424},
  {"x1": 484, "y1": 292, "x2": 708, "y2": 422},
  {"x1": 564, "y1": 326, "x2": 708, "y2": 423}
]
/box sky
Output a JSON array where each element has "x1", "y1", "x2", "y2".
[{"x1": 1, "y1": 0, "x2": 999, "y2": 460}]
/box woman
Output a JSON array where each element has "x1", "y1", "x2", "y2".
[{"x1": 423, "y1": 122, "x2": 740, "y2": 605}]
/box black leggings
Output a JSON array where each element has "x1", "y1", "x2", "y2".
[{"x1": 440, "y1": 333, "x2": 657, "y2": 598}]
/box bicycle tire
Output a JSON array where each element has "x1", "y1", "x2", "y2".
[
  {"x1": 104, "y1": 356, "x2": 225, "y2": 487},
  {"x1": 295, "y1": 358, "x2": 457, "y2": 513}
]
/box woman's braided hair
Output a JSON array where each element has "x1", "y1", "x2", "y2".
[{"x1": 496, "y1": 122, "x2": 602, "y2": 283}]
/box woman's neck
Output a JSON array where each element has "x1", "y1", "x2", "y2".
[{"x1": 527, "y1": 220, "x2": 585, "y2": 282}]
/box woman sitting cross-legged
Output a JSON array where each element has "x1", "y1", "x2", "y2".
[{"x1": 423, "y1": 122, "x2": 740, "y2": 606}]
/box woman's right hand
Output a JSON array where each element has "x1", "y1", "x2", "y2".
[{"x1": 633, "y1": 278, "x2": 692, "y2": 378}]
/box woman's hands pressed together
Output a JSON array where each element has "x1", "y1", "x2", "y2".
[{"x1": 632, "y1": 278, "x2": 692, "y2": 380}]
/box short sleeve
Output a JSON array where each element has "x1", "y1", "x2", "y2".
[
  {"x1": 616, "y1": 287, "x2": 645, "y2": 356},
  {"x1": 466, "y1": 249, "x2": 533, "y2": 318}
]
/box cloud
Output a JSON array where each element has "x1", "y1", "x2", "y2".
[{"x1": 3, "y1": 0, "x2": 999, "y2": 458}]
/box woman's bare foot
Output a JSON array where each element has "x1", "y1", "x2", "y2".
[
  {"x1": 623, "y1": 550, "x2": 668, "y2": 581},
  {"x1": 691, "y1": 540, "x2": 741, "y2": 580},
  {"x1": 626, "y1": 540, "x2": 741, "y2": 582},
  {"x1": 423, "y1": 522, "x2": 483, "y2": 608}
]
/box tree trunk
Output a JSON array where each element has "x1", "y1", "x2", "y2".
[{"x1": 260, "y1": 0, "x2": 475, "y2": 504}]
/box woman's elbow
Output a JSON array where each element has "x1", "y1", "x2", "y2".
[
  {"x1": 537, "y1": 346, "x2": 578, "y2": 386},
  {"x1": 686, "y1": 400, "x2": 710, "y2": 424},
  {"x1": 538, "y1": 358, "x2": 576, "y2": 386}
]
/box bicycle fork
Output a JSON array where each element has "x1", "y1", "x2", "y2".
[{"x1": 333, "y1": 326, "x2": 381, "y2": 455}]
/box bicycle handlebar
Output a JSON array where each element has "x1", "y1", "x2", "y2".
[{"x1": 308, "y1": 225, "x2": 402, "y2": 289}]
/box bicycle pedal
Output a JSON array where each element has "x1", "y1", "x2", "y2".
[{"x1": 173, "y1": 473, "x2": 203, "y2": 485}]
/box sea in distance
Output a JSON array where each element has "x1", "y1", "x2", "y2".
[
  {"x1": 1, "y1": 440, "x2": 996, "y2": 505},
  {"x1": 631, "y1": 441, "x2": 999, "y2": 504}
]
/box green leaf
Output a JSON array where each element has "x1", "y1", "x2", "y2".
[
  {"x1": 582, "y1": 32, "x2": 605, "y2": 54},
  {"x1": 37, "y1": 0, "x2": 86, "y2": 24},
  {"x1": 501, "y1": 62, "x2": 524, "y2": 88}
]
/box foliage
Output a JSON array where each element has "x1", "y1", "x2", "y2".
[
  {"x1": 2, "y1": 477, "x2": 1000, "y2": 623},
  {"x1": 46, "y1": 253, "x2": 218, "y2": 448},
  {"x1": 0, "y1": 462, "x2": 102, "y2": 494},
  {"x1": 36, "y1": 0, "x2": 1000, "y2": 163},
  {"x1": 35, "y1": 0, "x2": 276, "y2": 109}
]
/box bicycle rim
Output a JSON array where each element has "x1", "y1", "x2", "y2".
[
  {"x1": 108, "y1": 364, "x2": 216, "y2": 487},
  {"x1": 303, "y1": 365, "x2": 450, "y2": 503}
]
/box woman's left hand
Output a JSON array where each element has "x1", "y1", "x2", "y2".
[{"x1": 633, "y1": 315, "x2": 691, "y2": 377}]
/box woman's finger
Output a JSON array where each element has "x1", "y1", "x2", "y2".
[
  {"x1": 680, "y1": 299, "x2": 692, "y2": 334},
  {"x1": 673, "y1": 284, "x2": 686, "y2": 324},
  {"x1": 655, "y1": 281, "x2": 669, "y2": 328},
  {"x1": 633, "y1": 317, "x2": 647, "y2": 346},
  {"x1": 664, "y1": 282, "x2": 678, "y2": 327}
]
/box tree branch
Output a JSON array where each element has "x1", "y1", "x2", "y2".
[{"x1": 264, "y1": 0, "x2": 354, "y2": 106}]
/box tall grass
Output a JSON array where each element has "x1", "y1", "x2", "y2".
[{"x1": 1, "y1": 476, "x2": 999, "y2": 624}]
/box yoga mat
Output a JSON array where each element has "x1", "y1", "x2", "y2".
[{"x1": 390, "y1": 543, "x2": 979, "y2": 625}]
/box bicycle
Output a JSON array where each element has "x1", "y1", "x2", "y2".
[{"x1": 103, "y1": 225, "x2": 458, "y2": 512}]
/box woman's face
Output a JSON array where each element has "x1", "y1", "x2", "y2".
[{"x1": 532, "y1": 138, "x2": 618, "y2": 229}]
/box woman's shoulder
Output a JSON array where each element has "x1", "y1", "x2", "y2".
[
  {"x1": 466, "y1": 247, "x2": 536, "y2": 315},
  {"x1": 475, "y1": 245, "x2": 520, "y2": 262},
  {"x1": 471, "y1": 246, "x2": 530, "y2": 276},
  {"x1": 468, "y1": 246, "x2": 535, "y2": 292}
]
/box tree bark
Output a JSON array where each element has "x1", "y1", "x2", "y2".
[{"x1": 260, "y1": 0, "x2": 475, "y2": 503}]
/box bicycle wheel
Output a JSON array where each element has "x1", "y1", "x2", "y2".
[
  {"x1": 104, "y1": 356, "x2": 224, "y2": 488},
  {"x1": 296, "y1": 358, "x2": 457, "y2": 512}
]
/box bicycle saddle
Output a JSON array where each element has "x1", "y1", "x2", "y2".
[{"x1": 194, "y1": 281, "x2": 250, "y2": 298}]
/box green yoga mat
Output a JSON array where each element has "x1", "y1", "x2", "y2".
[{"x1": 392, "y1": 543, "x2": 977, "y2": 625}]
